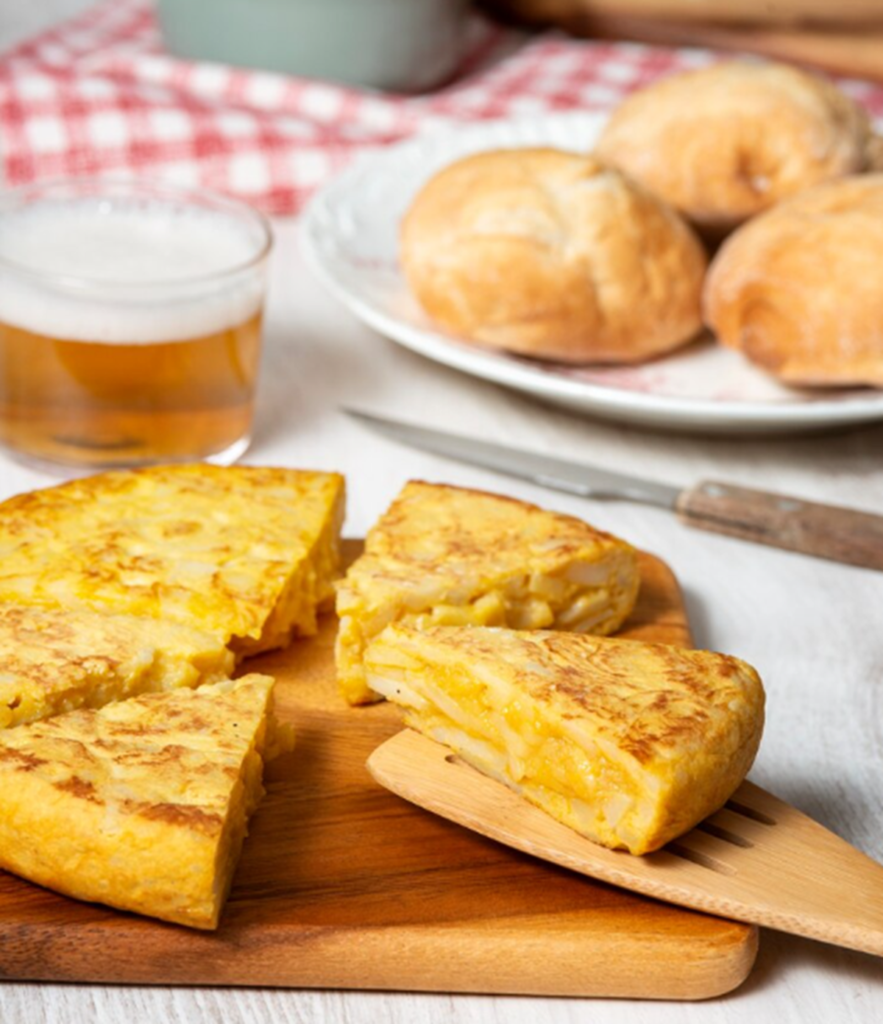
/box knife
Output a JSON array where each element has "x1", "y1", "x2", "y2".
[{"x1": 343, "y1": 407, "x2": 883, "y2": 571}]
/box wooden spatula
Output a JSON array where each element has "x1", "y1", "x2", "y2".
[{"x1": 368, "y1": 730, "x2": 883, "y2": 958}]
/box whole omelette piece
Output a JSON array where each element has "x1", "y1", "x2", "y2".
[
  {"x1": 0, "y1": 604, "x2": 234, "y2": 729},
  {"x1": 0, "y1": 465, "x2": 345, "y2": 656},
  {"x1": 365, "y1": 625, "x2": 765, "y2": 855},
  {"x1": 337, "y1": 481, "x2": 639, "y2": 705},
  {"x1": 0, "y1": 674, "x2": 284, "y2": 929}
]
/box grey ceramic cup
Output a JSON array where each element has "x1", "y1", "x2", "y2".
[{"x1": 156, "y1": 0, "x2": 469, "y2": 92}]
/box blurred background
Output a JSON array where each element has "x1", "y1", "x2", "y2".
[
  {"x1": 7, "y1": 0, "x2": 883, "y2": 85},
  {"x1": 5, "y1": 1, "x2": 92, "y2": 48}
]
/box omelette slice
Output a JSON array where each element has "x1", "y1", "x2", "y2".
[
  {"x1": 0, "y1": 604, "x2": 233, "y2": 730},
  {"x1": 0, "y1": 464, "x2": 345, "y2": 655},
  {"x1": 0, "y1": 674, "x2": 285, "y2": 929},
  {"x1": 364, "y1": 626, "x2": 764, "y2": 854},
  {"x1": 336, "y1": 481, "x2": 639, "y2": 705}
]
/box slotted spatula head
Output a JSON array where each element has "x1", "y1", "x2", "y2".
[{"x1": 368, "y1": 729, "x2": 883, "y2": 958}]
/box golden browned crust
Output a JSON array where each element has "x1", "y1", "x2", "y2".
[
  {"x1": 374, "y1": 479, "x2": 631, "y2": 566},
  {"x1": 0, "y1": 603, "x2": 233, "y2": 729},
  {"x1": 704, "y1": 175, "x2": 883, "y2": 387},
  {"x1": 400, "y1": 148, "x2": 706, "y2": 364},
  {"x1": 0, "y1": 674, "x2": 279, "y2": 929},
  {"x1": 595, "y1": 61, "x2": 874, "y2": 235},
  {"x1": 365, "y1": 625, "x2": 765, "y2": 854},
  {"x1": 0, "y1": 464, "x2": 345, "y2": 652},
  {"x1": 383, "y1": 626, "x2": 762, "y2": 770},
  {"x1": 522, "y1": 632, "x2": 753, "y2": 765}
]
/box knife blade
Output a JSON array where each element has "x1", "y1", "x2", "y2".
[{"x1": 344, "y1": 407, "x2": 883, "y2": 571}]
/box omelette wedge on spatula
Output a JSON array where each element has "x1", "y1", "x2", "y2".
[{"x1": 366, "y1": 626, "x2": 883, "y2": 958}]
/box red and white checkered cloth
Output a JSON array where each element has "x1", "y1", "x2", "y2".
[{"x1": 2, "y1": 0, "x2": 883, "y2": 216}]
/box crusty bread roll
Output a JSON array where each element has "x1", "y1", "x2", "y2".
[
  {"x1": 400, "y1": 149, "x2": 707, "y2": 364},
  {"x1": 595, "y1": 61, "x2": 874, "y2": 236},
  {"x1": 705, "y1": 175, "x2": 883, "y2": 388}
]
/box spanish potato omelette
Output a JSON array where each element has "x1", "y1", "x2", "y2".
[
  {"x1": 0, "y1": 464, "x2": 345, "y2": 655},
  {"x1": 0, "y1": 673, "x2": 284, "y2": 929},
  {"x1": 365, "y1": 625, "x2": 765, "y2": 854},
  {"x1": 0, "y1": 604, "x2": 233, "y2": 729},
  {"x1": 336, "y1": 481, "x2": 639, "y2": 705}
]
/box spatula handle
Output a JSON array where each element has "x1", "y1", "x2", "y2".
[{"x1": 676, "y1": 481, "x2": 883, "y2": 570}]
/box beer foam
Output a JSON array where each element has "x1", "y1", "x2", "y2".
[{"x1": 0, "y1": 199, "x2": 267, "y2": 343}]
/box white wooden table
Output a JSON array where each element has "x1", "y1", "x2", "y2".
[{"x1": 2, "y1": 4, "x2": 883, "y2": 1021}]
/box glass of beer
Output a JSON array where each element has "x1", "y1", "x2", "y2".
[{"x1": 0, "y1": 178, "x2": 272, "y2": 470}]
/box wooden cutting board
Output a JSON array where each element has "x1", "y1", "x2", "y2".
[{"x1": 0, "y1": 542, "x2": 757, "y2": 999}]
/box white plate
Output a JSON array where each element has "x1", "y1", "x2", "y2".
[{"x1": 300, "y1": 112, "x2": 883, "y2": 435}]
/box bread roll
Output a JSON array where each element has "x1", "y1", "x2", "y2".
[
  {"x1": 595, "y1": 61, "x2": 874, "y2": 236},
  {"x1": 705, "y1": 175, "x2": 883, "y2": 387},
  {"x1": 400, "y1": 149, "x2": 706, "y2": 364}
]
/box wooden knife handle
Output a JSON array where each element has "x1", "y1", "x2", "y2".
[{"x1": 676, "y1": 481, "x2": 883, "y2": 570}]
